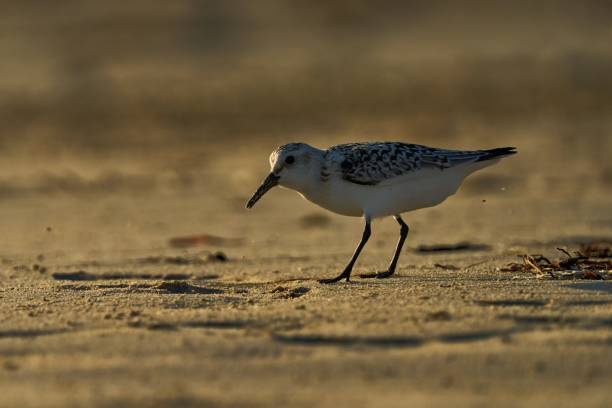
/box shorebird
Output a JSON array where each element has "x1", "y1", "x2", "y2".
[{"x1": 246, "y1": 142, "x2": 516, "y2": 283}]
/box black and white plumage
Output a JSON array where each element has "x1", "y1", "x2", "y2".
[
  {"x1": 324, "y1": 142, "x2": 516, "y2": 186},
  {"x1": 247, "y1": 141, "x2": 517, "y2": 283}
]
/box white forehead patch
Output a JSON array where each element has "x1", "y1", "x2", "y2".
[
  {"x1": 269, "y1": 151, "x2": 279, "y2": 166},
  {"x1": 270, "y1": 143, "x2": 304, "y2": 166}
]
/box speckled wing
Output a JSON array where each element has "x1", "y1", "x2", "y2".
[{"x1": 324, "y1": 142, "x2": 486, "y2": 186}]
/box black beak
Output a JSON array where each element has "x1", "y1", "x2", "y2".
[{"x1": 246, "y1": 173, "x2": 280, "y2": 209}]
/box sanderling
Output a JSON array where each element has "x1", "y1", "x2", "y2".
[{"x1": 246, "y1": 142, "x2": 516, "y2": 283}]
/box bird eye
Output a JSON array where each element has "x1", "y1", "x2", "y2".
[{"x1": 285, "y1": 155, "x2": 295, "y2": 165}]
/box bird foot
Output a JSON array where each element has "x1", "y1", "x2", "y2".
[
  {"x1": 318, "y1": 272, "x2": 351, "y2": 284},
  {"x1": 359, "y1": 270, "x2": 394, "y2": 279}
]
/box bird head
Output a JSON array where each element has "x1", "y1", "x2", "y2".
[{"x1": 246, "y1": 143, "x2": 318, "y2": 209}]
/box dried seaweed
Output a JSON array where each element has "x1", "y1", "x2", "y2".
[
  {"x1": 501, "y1": 244, "x2": 611, "y2": 280},
  {"x1": 579, "y1": 242, "x2": 612, "y2": 258}
]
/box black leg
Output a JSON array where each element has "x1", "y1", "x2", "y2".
[
  {"x1": 319, "y1": 218, "x2": 371, "y2": 284},
  {"x1": 360, "y1": 215, "x2": 409, "y2": 279}
]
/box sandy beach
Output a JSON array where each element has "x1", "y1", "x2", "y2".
[
  {"x1": 1, "y1": 151, "x2": 611, "y2": 407},
  {"x1": 1, "y1": 2, "x2": 612, "y2": 406}
]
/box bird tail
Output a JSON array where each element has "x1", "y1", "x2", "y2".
[{"x1": 476, "y1": 147, "x2": 517, "y2": 162}]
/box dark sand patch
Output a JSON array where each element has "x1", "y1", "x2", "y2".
[
  {"x1": 415, "y1": 242, "x2": 492, "y2": 253},
  {"x1": 154, "y1": 281, "x2": 223, "y2": 294},
  {"x1": 273, "y1": 328, "x2": 524, "y2": 348},
  {"x1": 52, "y1": 271, "x2": 193, "y2": 281},
  {"x1": 476, "y1": 299, "x2": 548, "y2": 307},
  {"x1": 565, "y1": 282, "x2": 612, "y2": 293},
  {"x1": 0, "y1": 328, "x2": 69, "y2": 339}
]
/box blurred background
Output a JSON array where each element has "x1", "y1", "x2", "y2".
[
  {"x1": 2, "y1": 1, "x2": 611, "y2": 192},
  {"x1": 1, "y1": 1, "x2": 611, "y2": 244},
  {"x1": 2, "y1": 4, "x2": 612, "y2": 405}
]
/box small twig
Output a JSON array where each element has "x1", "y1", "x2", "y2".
[
  {"x1": 522, "y1": 255, "x2": 542, "y2": 274},
  {"x1": 523, "y1": 255, "x2": 556, "y2": 279},
  {"x1": 556, "y1": 247, "x2": 572, "y2": 258}
]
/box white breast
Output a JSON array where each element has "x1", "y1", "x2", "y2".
[{"x1": 296, "y1": 162, "x2": 484, "y2": 218}]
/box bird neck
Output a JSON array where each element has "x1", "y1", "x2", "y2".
[{"x1": 296, "y1": 149, "x2": 327, "y2": 195}]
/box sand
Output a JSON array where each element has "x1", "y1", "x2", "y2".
[
  {"x1": 2, "y1": 2, "x2": 612, "y2": 406},
  {"x1": 1, "y1": 160, "x2": 611, "y2": 408}
]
